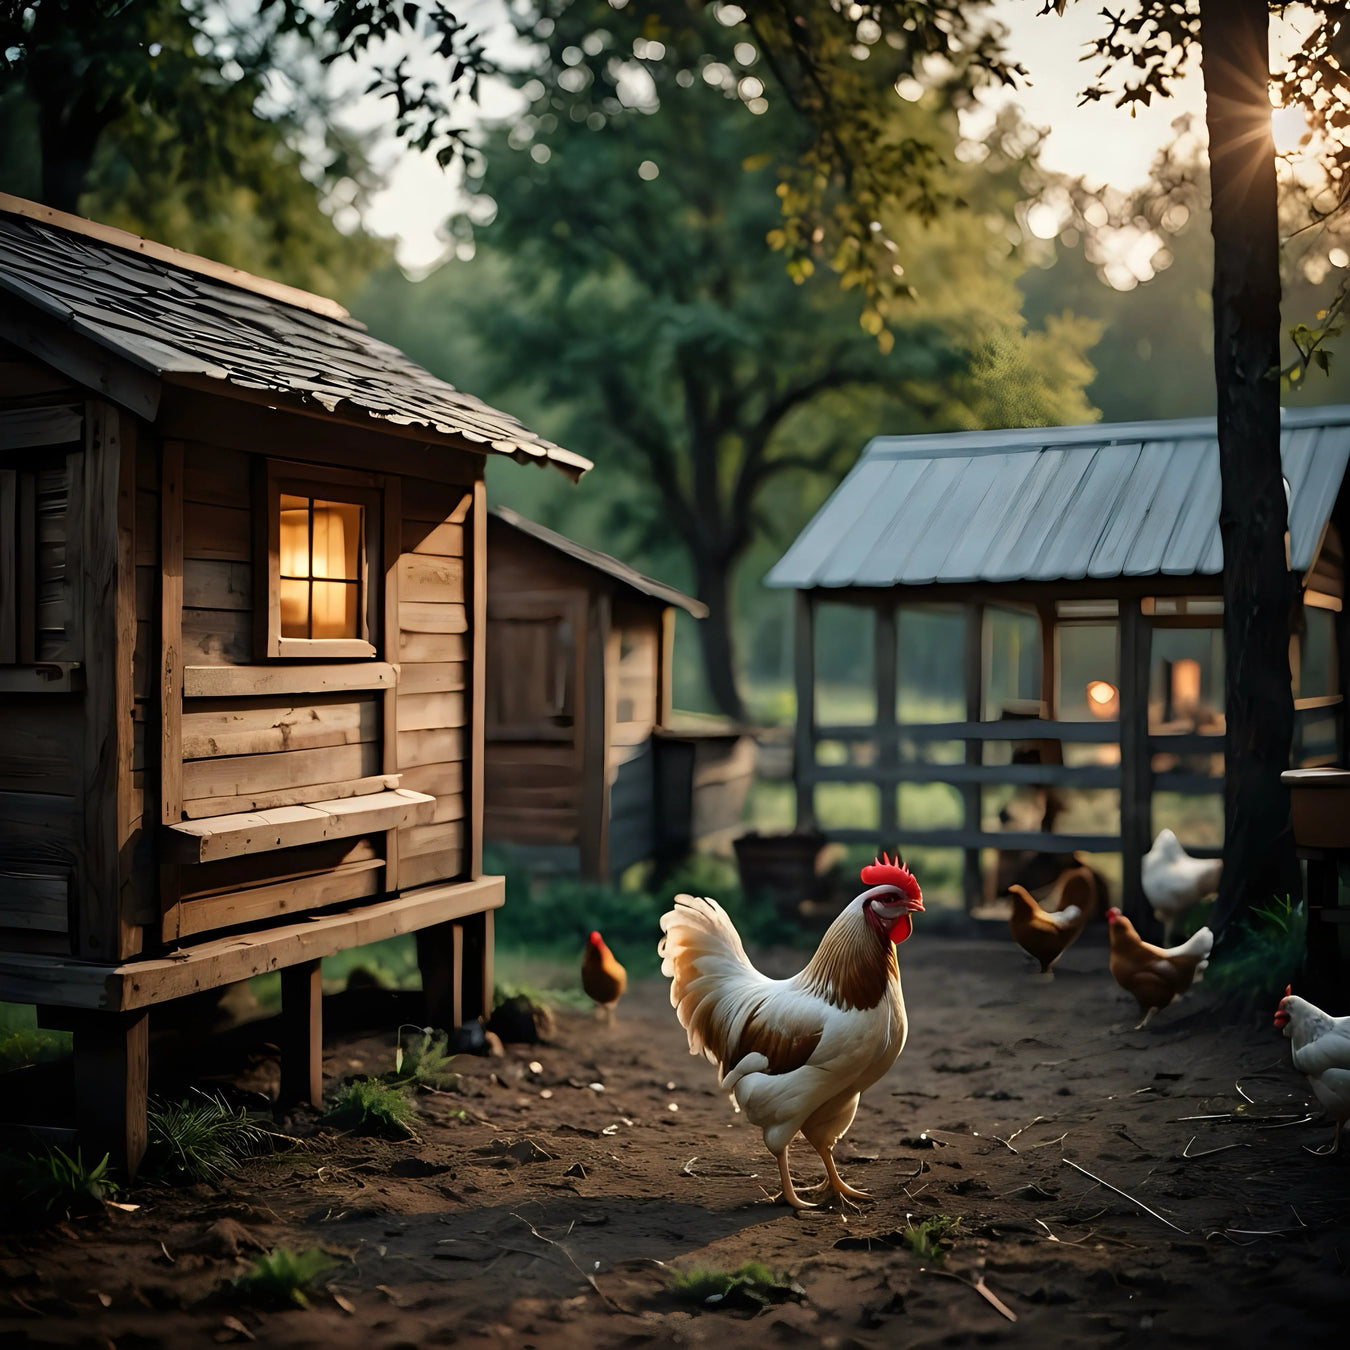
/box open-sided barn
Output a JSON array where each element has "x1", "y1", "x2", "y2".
[
  {"x1": 0, "y1": 195, "x2": 590, "y2": 1169},
  {"x1": 768, "y1": 412, "x2": 1350, "y2": 927}
]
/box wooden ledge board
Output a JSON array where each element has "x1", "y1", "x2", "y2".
[
  {"x1": 184, "y1": 663, "x2": 397, "y2": 698},
  {"x1": 163, "y1": 788, "x2": 436, "y2": 864},
  {"x1": 0, "y1": 876, "x2": 506, "y2": 1010}
]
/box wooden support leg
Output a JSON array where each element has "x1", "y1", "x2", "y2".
[
  {"x1": 417, "y1": 920, "x2": 465, "y2": 1029},
  {"x1": 71, "y1": 1010, "x2": 149, "y2": 1178},
  {"x1": 279, "y1": 959, "x2": 324, "y2": 1108},
  {"x1": 461, "y1": 910, "x2": 494, "y2": 1024},
  {"x1": 1304, "y1": 853, "x2": 1340, "y2": 1011}
]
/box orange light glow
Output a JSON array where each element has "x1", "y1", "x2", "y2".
[
  {"x1": 1086, "y1": 679, "x2": 1119, "y2": 719},
  {"x1": 1171, "y1": 658, "x2": 1202, "y2": 711}
]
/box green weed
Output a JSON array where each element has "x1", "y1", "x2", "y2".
[
  {"x1": 325, "y1": 1078, "x2": 418, "y2": 1137},
  {"x1": 1207, "y1": 896, "x2": 1306, "y2": 1006},
  {"x1": 902, "y1": 1214, "x2": 961, "y2": 1262},
  {"x1": 146, "y1": 1091, "x2": 273, "y2": 1183},
  {"x1": 669, "y1": 1260, "x2": 803, "y2": 1310},
  {"x1": 15, "y1": 1146, "x2": 118, "y2": 1221},
  {"x1": 233, "y1": 1246, "x2": 337, "y2": 1308},
  {"x1": 394, "y1": 1026, "x2": 460, "y2": 1091}
]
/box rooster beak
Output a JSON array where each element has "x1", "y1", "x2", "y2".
[{"x1": 861, "y1": 883, "x2": 924, "y2": 914}]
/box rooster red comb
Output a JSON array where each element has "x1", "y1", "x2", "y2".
[{"x1": 860, "y1": 853, "x2": 921, "y2": 901}]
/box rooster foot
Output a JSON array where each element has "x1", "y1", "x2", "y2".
[
  {"x1": 774, "y1": 1152, "x2": 817, "y2": 1209},
  {"x1": 1132, "y1": 1007, "x2": 1159, "y2": 1032}
]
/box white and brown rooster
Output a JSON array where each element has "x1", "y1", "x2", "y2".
[{"x1": 659, "y1": 855, "x2": 923, "y2": 1209}]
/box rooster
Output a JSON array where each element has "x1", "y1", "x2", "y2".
[
  {"x1": 1008, "y1": 866, "x2": 1095, "y2": 976},
  {"x1": 1141, "y1": 829, "x2": 1221, "y2": 943},
  {"x1": 1106, "y1": 907, "x2": 1213, "y2": 1029},
  {"x1": 581, "y1": 931, "x2": 627, "y2": 1023},
  {"x1": 658, "y1": 855, "x2": 923, "y2": 1209},
  {"x1": 1274, "y1": 986, "x2": 1350, "y2": 1155}
]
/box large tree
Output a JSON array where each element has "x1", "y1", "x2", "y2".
[
  {"x1": 356, "y1": 0, "x2": 1099, "y2": 720},
  {"x1": 1039, "y1": 0, "x2": 1348, "y2": 932}
]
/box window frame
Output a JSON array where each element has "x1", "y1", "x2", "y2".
[{"x1": 259, "y1": 459, "x2": 382, "y2": 660}]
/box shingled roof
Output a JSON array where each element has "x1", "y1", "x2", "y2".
[
  {"x1": 0, "y1": 195, "x2": 591, "y2": 479},
  {"x1": 767, "y1": 409, "x2": 1350, "y2": 590},
  {"x1": 490, "y1": 506, "x2": 708, "y2": 616}
]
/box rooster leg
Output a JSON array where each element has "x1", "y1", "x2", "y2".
[
  {"x1": 774, "y1": 1148, "x2": 816, "y2": 1210},
  {"x1": 1133, "y1": 1006, "x2": 1159, "y2": 1031},
  {"x1": 811, "y1": 1144, "x2": 872, "y2": 1202}
]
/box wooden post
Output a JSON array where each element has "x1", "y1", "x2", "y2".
[
  {"x1": 1118, "y1": 598, "x2": 1155, "y2": 933},
  {"x1": 875, "y1": 601, "x2": 898, "y2": 847},
  {"x1": 794, "y1": 590, "x2": 816, "y2": 830},
  {"x1": 279, "y1": 959, "x2": 324, "y2": 1108},
  {"x1": 382, "y1": 474, "x2": 401, "y2": 893},
  {"x1": 159, "y1": 440, "x2": 184, "y2": 940},
  {"x1": 1303, "y1": 850, "x2": 1343, "y2": 1012},
  {"x1": 657, "y1": 604, "x2": 676, "y2": 728},
  {"x1": 962, "y1": 604, "x2": 985, "y2": 910},
  {"x1": 461, "y1": 909, "x2": 494, "y2": 1024},
  {"x1": 71, "y1": 1010, "x2": 149, "y2": 1177},
  {"x1": 578, "y1": 591, "x2": 612, "y2": 881},
  {"x1": 1038, "y1": 602, "x2": 1057, "y2": 718},
  {"x1": 80, "y1": 402, "x2": 139, "y2": 960},
  {"x1": 468, "y1": 477, "x2": 488, "y2": 878},
  {"x1": 417, "y1": 920, "x2": 464, "y2": 1029}
]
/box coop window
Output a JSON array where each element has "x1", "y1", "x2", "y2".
[
  {"x1": 264, "y1": 466, "x2": 380, "y2": 659},
  {"x1": 1, "y1": 450, "x2": 79, "y2": 668}
]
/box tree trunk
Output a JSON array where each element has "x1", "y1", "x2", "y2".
[
  {"x1": 1199, "y1": 0, "x2": 1301, "y2": 938},
  {"x1": 693, "y1": 552, "x2": 747, "y2": 722}
]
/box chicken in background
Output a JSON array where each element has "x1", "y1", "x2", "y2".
[
  {"x1": 659, "y1": 855, "x2": 924, "y2": 1209},
  {"x1": 1008, "y1": 866, "x2": 1096, "y2": 976},
  {"x1": 581, "y1": 931, "x2": 627, "y2": 1023},
  {"x1": 1106, "y1": 907, "x2": 1214, "y2": 1028},
  {"x1": 1275, "y1": 985, "x2": 1350, "y2": 1155},
  {"x1": 1141, "y1": 828, "x2": 1222, "y2": 943}
]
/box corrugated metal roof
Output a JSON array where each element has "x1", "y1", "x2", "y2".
[
  {"x1": 490, "y1": 507, "x2": 708, "y2": 617},
  {"x1": 0, "y1": 195, "x2": 591, "y2": 479},
  {"x1": 767, "y1": 410, "x2": 1350, "y2": 589}
]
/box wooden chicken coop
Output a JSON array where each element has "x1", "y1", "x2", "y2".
[
  {"x1": 0, "y1": 195, "x2": 590, "y2": 1169},
  {"x1": 768, "y1": 411, "x2": 1350, "y2": 920},
  {"x1": 485, "y1": 507, "x2": 755, "y2": 881}
]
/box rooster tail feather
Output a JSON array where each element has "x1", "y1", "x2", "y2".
[{"x1": 659, "y1": 893, "x2": 761, "y2": 1071}]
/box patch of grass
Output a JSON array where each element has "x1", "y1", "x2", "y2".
[
  {"x1": 669, "y1": 1260, "x2": 803, "y2": 1310},
  {"x1": 394, "y1": 1026, "x2": 460, "y2": 1091},
  {"x1": 232, "y1": 1246, "x2": 337, "y2": 1308},
  {"x1": 146, "y1": 1091, "x2": 273, "y2": 1184},
  {"x1": 325, "y1": 1078, "x2": 418, "y2": 1137},
  {"x1": 0, "y1": 1003, "x2": 71, "y2": 1071},
  {"x1": 14, "y1": 1146, "x2": 118, "y2": 1221},
  {"x1": 902, "y1": 1214, "x2": 962, "y2": 1262},
  {"x1": 1207, "y1": 896, "x2": 1306, "y2": 1006}
]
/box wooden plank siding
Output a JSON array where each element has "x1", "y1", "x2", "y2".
[{"x1": 394, "y1": 479, "x2": 473, "y2": 887}]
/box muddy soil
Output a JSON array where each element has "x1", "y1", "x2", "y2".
[{"x1": 1, "y1": 931, "x2": 1347, "y2": 1349}]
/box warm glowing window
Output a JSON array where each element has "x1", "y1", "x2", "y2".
[
  {"x1": 265, "y1": 466, "x2": 380, "y2": 659},
  {"x1": 279, "y1": 495, "x2": 364, "y2": 640}
]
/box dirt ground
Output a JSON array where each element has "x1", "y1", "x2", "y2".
[{"x1": 2, "y1": 929, "x2": 1348, "y2": 1350}]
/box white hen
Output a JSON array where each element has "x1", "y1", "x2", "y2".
[
  {"x1": 1141, "y1": 829, "x2": 1221, "y2": 942},
  {"x1": 1275, "y1": 988, "x2": 1350, "y2": 1155}
]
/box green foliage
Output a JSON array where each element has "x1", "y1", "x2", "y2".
[
  {"x1": 325, "y1": 1078, "x2": 418, "y2": 1137},
  {"x1": 145, "y1": 1091, "x2": 272, "y2": 1184},
  {"x1": 669, "y1": 1260, "x2": 803, "y2": 1310},
  {"x1": 355, "y1": 0, "x2": 1099, "y2": 718},
  {"x1": 14, "y1": 1147, "x2": 118, "y2": 1221},
  {"x1": 902, "y1": 1214, "x2": 961, "y2": 1262},
  {"x1": 394, "y1": 1027, "x2": 460, "y2": 1091},
  {"x1": 1206, "y1": 897, "x2": 1306, "y2": 1007},
  {"x1": 0, "y1": 1003, "x2": 71, "y2": 1072},
  {"x1": 232, "y1": 1246, "x2": 337, "y2": 1309}
]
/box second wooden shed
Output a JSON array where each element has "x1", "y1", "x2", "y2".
[{"x1": 484, "y1": 507, "x2": 753, "y2": 880}]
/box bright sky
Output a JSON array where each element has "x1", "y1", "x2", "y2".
[{"x1": 358, "y1": 1, "x2": 1210, "y2": 273}]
